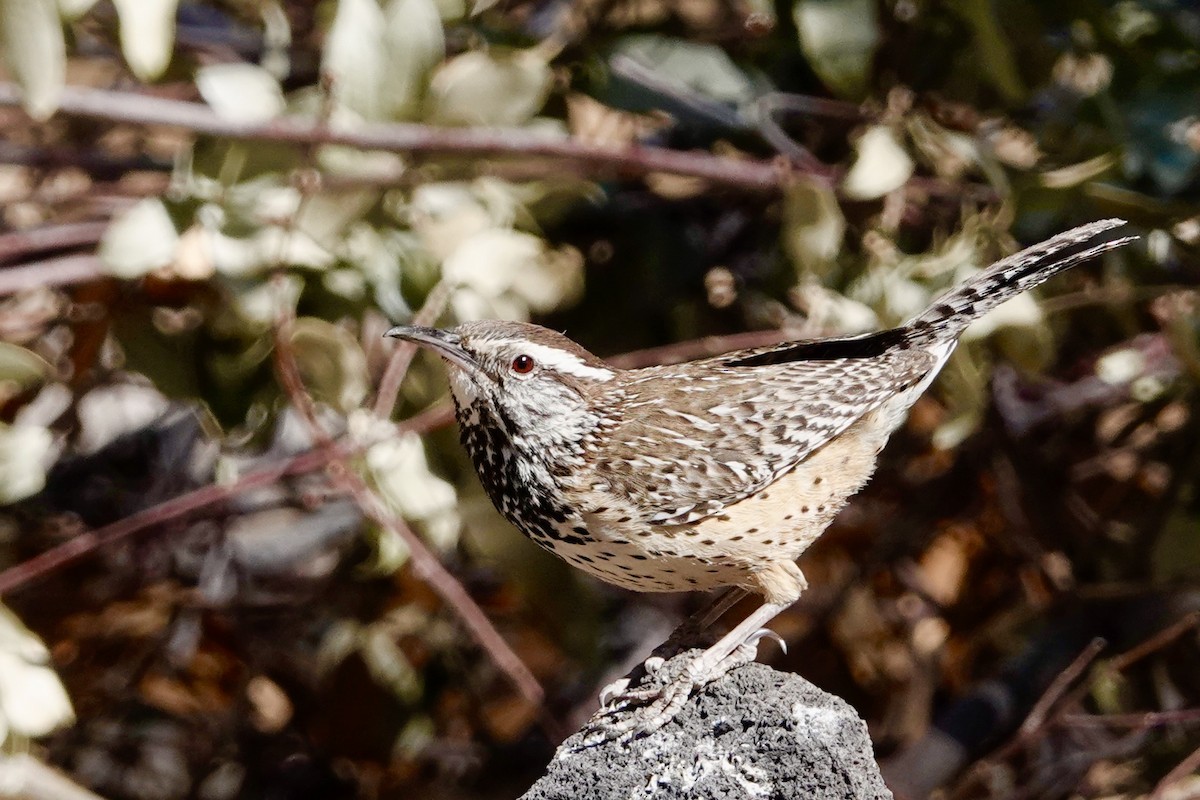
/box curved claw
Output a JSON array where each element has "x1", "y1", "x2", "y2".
[
  {"x1": 598, "y1": 677, "x2": 631, "y2": 708},
  {"x1": 580, "y1": 674, "x2": 697, "y2": 748},
  {"x1": 746, "y1": 627, "x2": 788, "y2": 655}
]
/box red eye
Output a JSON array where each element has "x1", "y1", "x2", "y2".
[{"x1": 511, "y1": 354, "x2": 535, "y2": 374}]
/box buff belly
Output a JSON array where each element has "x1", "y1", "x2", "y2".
[{"x1": 546, "y1": 415, "x2": 889, "y2": 604}]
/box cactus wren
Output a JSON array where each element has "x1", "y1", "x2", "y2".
[{"x1": 386, "y1": 219, "x2": 1134, "y2": 742}]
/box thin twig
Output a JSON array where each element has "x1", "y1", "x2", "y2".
[
  {"x1": 373, "y1": 280, "x2": 453, "y2": 418},
  {"x1": 752, "y1": 94, "x2": 836, "y2": 175},
  {"x1": 756, "y1": 92, "x2": 872, "y2": 123},
  {"x1": 1060, "y1": 708, "x2": 1200, "y2": 728},
  {"x1": 0, "y1": 83, "x2": 798, "y2": 193},
  {"x1": 1109, "y1": 612, "x2": 1200, "y2": 672},
  {"x1": 333, "y1": 467, "x2": 544, "y2": 705},
  {"x1": 1152, "y1": 742, "x2": 1200, "y2": 800},
  {"x1": 0, "y1": 82, "x2": 996, "y2": 202},
  {"x1": 0, "y1": 254, "x2": 108, "y2": 296},
  {"x1": 396, "y1": 402, "x2": 455, "y2": 435},
  {"x1": 0, "y1": 443, "x2": 345, "y2": 596},
  {"x1": 271, "y1": 286, "x2": 544, "y2": 705},
  {"x1": 1050, "y1": 612, "x2": 1200, "y2": 718},
  {"x1": 0, "y1": 221, "x2": 108, "y2": 262},
  {"x1": 1016, "y1": 637, "x2": 1108, "y2": 740}
]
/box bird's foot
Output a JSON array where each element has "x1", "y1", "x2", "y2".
[{"x1": 578, "y1": 629, "x2": 781, "y2": 748}]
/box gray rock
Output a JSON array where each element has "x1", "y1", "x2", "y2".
[{"x1": 523, "y1": 652, "x2": 892, "y2": 800}]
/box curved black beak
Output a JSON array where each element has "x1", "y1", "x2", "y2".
[{"x1": 385, "y1": 325, "x2": 479, "y2": 373}]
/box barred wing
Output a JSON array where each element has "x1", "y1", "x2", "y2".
[{"x1": 582, "y1": 341, "x2": 936, "y2": 526}]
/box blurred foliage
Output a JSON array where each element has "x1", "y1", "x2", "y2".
[{"x1": 0, "y1": 0, "x2": 1198, "y2": 798}]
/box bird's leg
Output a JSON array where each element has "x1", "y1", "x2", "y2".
[
  {"x1": 596, "y1": 587, "x2": 749, "y2": 706},
  {"x1": 583, "y1": 599, "x2": 789, "y2": 746},
  {"x1": 658, "y1": 586, "x2": 750, "y2": 655}
]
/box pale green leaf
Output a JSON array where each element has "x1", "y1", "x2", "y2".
[
  {"x1": 792, "y1": 0, "x2": 879, "y2": 99},
  {"x1": 222, "y1": 274, "x2": 302, "y2": 331},
  {"x1": 0, "y1": 0, "x2": 65, "y2": 120},
  {"x1": 322, "y1": 0, "x2": 387, "y2": 120},
  {"x1": 0, "y1": 424, "x2": 52, "y2": 505},
  {"x1": 963, "y1": 292, "x2": 1042, "y2": 340},
  {"x1": 781, "y1": 177, "x2": 845, "y2": 279},
  {"x1": 260, "y1": 0, "x2": 291, "y2": 79},
  {"x1": 207, "y1": 227, "x2": 334, "y2": 277},
  {"x1": 0, "y1": 343, "x2": 50, "y2": 389},
  {"x1": 381, "y1": 0, "x2": 444, "y2": 120},
  {"x1": 342, "y1": 223, "x2": 410, "y2": 319},
  {"x1": 408, "y1": 182, "x2": 499, "y2": 262},
  {"x1": 288, "y1": 317, "x2": 369, "y2": 412},
  {"x1": 367, "y1": 433, "x2": 460, "y2": 550},
  {"x1": 294, "y1": 188, "x2": 378, "y2": 248},
  {"x1": 322, "y1": 268, "x2": 367, "y2": 301},
  {"x1": 196, "y1": 63, "x2": 285, "y2": 123},
  {"x1": 429, "y1": 49, "x2": 552, "y2": 126},
  {"x1": 322, "y1": 0, "x2": 444, "y2": 121},
  {"x1": 362, "y1": 625, "x2": 423, "y2": 702},
  {"x1": 612, "y1": 34, "x2": 755, "y2": 106},
  {"x1": 841, "y1": 125, "x2": 914, "y2": 200},
  {"x1": 111, "y1": 0, "x2": 179, "y2": 81},
  {"x1": 56, "y1": 0, "x2": 96, "y2": 19},
  {"x1": 442, "y1": 229, "x2": 583, "y2": 320},
  {"x1": 99, "y1": 198, "x2": 180, "y2": 278},
  {"x1": 432, "y1": 0, "x2": 464, "y2": 19},
  {"x1": 0, "y1": 605, "x2": 74, "y2": 739},
  {"x1": 316, "y1": 146, "x2": 406, "y2": 181},
  {"x1": 946, "y1": 0, "x2": 1025, "y2": 103}
]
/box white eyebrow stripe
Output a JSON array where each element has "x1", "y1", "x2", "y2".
[
  {"x1": 491, "y1": 340, "x2": 616, "y2": 381},
  {"x1": 526, "y1": 343, "x2": 615, "y2": 380}
]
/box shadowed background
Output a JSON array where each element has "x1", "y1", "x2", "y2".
[{"x1": 0, "y1": 0, "x2": 1198, "y2": 798}]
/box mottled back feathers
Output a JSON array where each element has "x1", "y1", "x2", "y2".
[{"x1": 574, "y1": 346, "x2": 936, "y2": 525}]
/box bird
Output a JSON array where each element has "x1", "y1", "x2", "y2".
[{"x1": 385, "y1": 219, "x2": 1136, "y2": 743}]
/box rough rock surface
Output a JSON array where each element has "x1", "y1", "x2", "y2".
[{"x1": 521, "y1": 651, "x2": 893, "y2": 800}]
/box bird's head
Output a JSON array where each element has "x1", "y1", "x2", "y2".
[{"x1": 385, "y1": 320, "x2": 615, "y2": 448}]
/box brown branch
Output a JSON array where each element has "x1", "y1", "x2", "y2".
[
  {"x1": 0, "y1": 443, "x2": 345, "y2": 596},
  {"x1": 1152, "y1": 742, "x2": 1200, "y2": 800},
  {"x1": 333, "y1": 467, "x2": 545, "y2": 705},
  {"x1": 1045, "y1": 612, "x2": 1200, "y2": 727},
  {"x1": 0, "y1": 221, "x2": 107, "y2": 262},
  {"x1": 373, "y1": 280, "x2": 453, "y2": 418},
  {"x1": 1016, "y1": 637, "x2": 1107, "y2": 741},
  {"x1": 1108, "y1": 611, "x2": 1200, "y2": 672},
  {"x1": 0, "y1": 83, "x2": 798, "y2": 193},
  {"x1": 0, "y1": 394, "x2": 461, "y2": 598},
  {"x1": 981, "y1": 615, "x2": 1200, "y2": 775},
  {"x1": 756, "y1": 92, "x2": 872, "y2": 124},
  {"x1": 0, "y1": 254, "x2": 108, "y2": 296},
  {"x1": 396, "y1": 402, "x2": 455, "y2": 435},
  {"x1": 271, "y1": 287, "x2": 544, "y2": 706},
  {"x1": 0, "y1": 82, "x2": 998, "y2": 203},
  {"x1": 1060, "y1": 708, "x2": 1200, "y2": 729}
]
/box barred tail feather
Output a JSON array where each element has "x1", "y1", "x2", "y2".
[{"x1": 905, "y1": 219, "x2": 1136, "y2": 345}]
